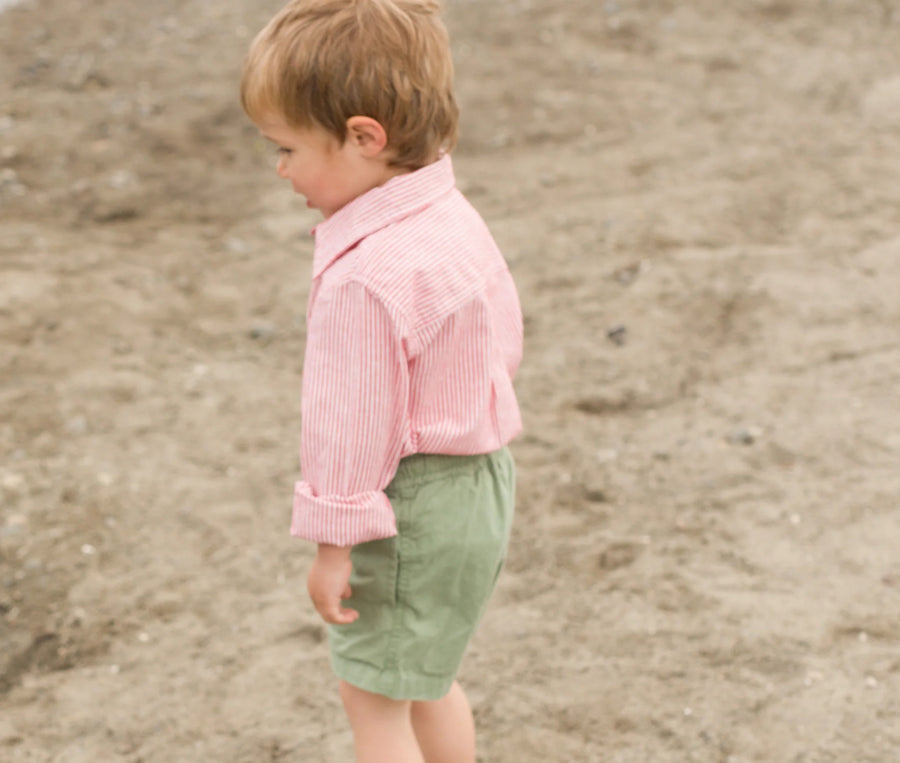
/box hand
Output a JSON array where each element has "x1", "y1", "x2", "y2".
[{"x1": 307, "y1": 544, "x2": 360, "y2": 625}]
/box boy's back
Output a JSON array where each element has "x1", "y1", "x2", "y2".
[{"x1": 311, "y1": 154, "x2": 522, "y2": 450}]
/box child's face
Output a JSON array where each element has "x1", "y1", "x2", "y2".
[{"x1": 257, "y1": 113, "x2": 393, "y2": 219}]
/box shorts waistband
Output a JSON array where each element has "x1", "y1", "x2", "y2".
[{"x1": 392, "y1": 447, "x2": 510, "y2": 487}]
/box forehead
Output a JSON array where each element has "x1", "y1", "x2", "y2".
[
  {"x1": 256, "y1": 113, "x2": 297, "y2": 141},
  {"x1": 257, "y1": 118, "x2": 305, "y2": 146}
]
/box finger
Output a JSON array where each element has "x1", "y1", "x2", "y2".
[
  {"x1": 314, "y1": 596, "x2": 358, "y2": 625},
  {"x1": 334, "y1": 606, "x2": 359, "y2": 625},
  {"x1": 319, "y1": 607, "x2": 358, "y2": 626},
  {"x1": 341, "y1": 583, "x2": 353, "y2": 600}
]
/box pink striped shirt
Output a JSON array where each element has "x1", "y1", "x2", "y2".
[{"x1": 290, "y1": 155, "x2": 523, "y2": 547}]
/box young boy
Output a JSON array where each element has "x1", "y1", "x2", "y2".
[{"x1": 240, "y1": 1, "x2": 522, "y2": 760}]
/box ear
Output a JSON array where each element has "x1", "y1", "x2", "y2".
[{"x1": 345, "y1": 116, "x2": 389, "y2": 158}]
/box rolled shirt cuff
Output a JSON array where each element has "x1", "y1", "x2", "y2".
[{"x1": 290, "y1": 481, "x2": 398, "y2": 546}]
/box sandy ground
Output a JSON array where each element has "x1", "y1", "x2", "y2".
[{"x1": 2, "y1": 0, "x2": 900, "y2": 760}]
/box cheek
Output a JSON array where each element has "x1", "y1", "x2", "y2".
[{"x1": 283, "y1": 165, "x2": 303, "y2": 189}]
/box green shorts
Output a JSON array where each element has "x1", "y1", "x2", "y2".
[{"x1": 328, "y1": 447, "x2": 515, "y2": 701}]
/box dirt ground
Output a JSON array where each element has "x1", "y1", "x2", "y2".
[{"x1": 2, "y1": 0, "x2": 900, "y2": 760}]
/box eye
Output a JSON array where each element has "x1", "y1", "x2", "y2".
[{"x1": 276, "y1": 147, "x2": 292, "y2": 157}]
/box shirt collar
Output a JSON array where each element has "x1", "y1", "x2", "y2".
[{"x1": 311, "y1": 154, "x2": 456, "y2": 279}]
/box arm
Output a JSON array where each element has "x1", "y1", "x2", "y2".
[{"x1": 292, "y1": 280, "x2": 409, "y2": 619}]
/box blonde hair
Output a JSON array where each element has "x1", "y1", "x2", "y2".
[{"x1": 240, "y1": 0, "x2": 459, "y2": 170}]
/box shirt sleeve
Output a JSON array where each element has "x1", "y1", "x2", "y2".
[{"x1": 291, "y1": 279, "x2": 409, "y2": 546}]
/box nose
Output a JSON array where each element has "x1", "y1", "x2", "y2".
[{"x1": 276, "y1": 154, "x2": 289, "y2": 178}]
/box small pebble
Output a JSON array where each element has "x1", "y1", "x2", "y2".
[
  {"x1": 1, "y1": 473, "x2": 24, "y2": 491},
  {"x1": 225, "y1": 237, "x2": 249, "y2": 254},
  {"x1": 70, "y1": 607, "x2": 87, "y2": 626},
  {"x1": 486, "y1": 131, "x2": 511, "y2": 149},
  {"x1": 607, "y1": 324, "x2": 627, "y2": 346},
  {"x1": 727, "y1": 426, "x2": 762, "y2": 445},
  {"x1": 249, "y1": 322, "x2": 276, "y2": 341},
  {"x1": 66, "y1": 416, "x2": 88, "y2": 434},
  {"x1": 108, "y1": 169, "x2": 136, "y2": 189},
  {"x1": 595, "y1": 448, "x2": 618, "y2": 464},
  {"x1": 613, "y1": 261, "x2": 647, "y2": 285},
  {"x1": 0, "y1": 167, "x2": 20, "y2": 185}
]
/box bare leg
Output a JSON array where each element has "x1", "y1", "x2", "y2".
[
  {"x1": 339, "y1": 680, "x2": 425, "y2": 763},
  {"x1": 410, "y1": 681, "x2": 476, "y2": 763}
]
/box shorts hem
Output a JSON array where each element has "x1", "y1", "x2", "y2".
[{"x1": 331, "y1": 654, "x2": 454, "y2": 701}]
